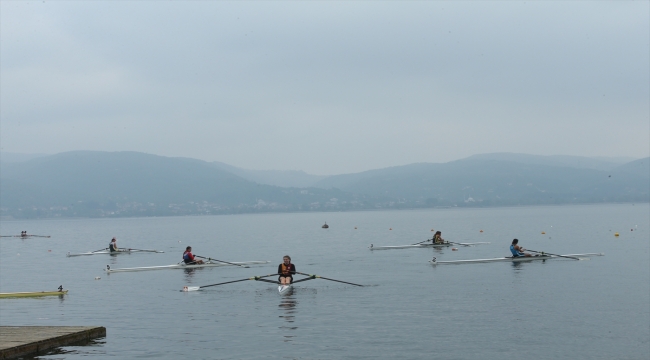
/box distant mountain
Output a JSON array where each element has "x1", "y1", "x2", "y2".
[
  {"x1": 210, "y1": 161, "x2": 326, "y2": 188},
  {"x1": 0, "y1": 151, "x2": 368, "y2": 218},
  {"x1": 614, "y1": 157, "x2": 650, "y2": 178},
  {"x1": 465, "y1": 153, "x2": 632, "y2": 171},
  {"x1": 1, "y1": 151, "x2": 647, "y2": 219},
  {"x1": 312, "y1": 157, "x2": 650, "y2": 206}
]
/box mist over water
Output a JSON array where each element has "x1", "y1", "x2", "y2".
[{"x1": 1, "y1": 203, "x2": 648, "y2": 359}]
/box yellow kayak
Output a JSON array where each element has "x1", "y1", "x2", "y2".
[{"x1": 0, "y1": 290, "x2": 68, "y2": 298}]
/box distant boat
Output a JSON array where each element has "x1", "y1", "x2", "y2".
[{"x1": 322, "y1": 222, "x2": 329, "y2": 229}]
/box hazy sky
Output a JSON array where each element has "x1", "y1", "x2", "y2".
[{"x1": 1, "y1": 1, "x2": 648, "y2": 175}]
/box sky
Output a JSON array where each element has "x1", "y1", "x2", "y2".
[{"x1": 1, "y1": 1, "x2": 648, "y2": 175}]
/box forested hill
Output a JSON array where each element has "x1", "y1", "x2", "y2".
[
  {"x1": 0, "y1": 151, "x2": 647, "y2": 219},
  {"x1": 311, "y1": 157, "x2": 649, "y2": 206},
  {"x1": 0, "y1": 151, "x2": 364, "y2": 218}
]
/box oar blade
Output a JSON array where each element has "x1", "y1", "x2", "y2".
[{"x1": 182, "y1": 286, "x2": 200, "y2": 292}]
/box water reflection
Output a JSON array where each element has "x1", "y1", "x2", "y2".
[
  {"x1": 278, "y1": 294, "x2": 298, "y2": 342},
  {"x1": 108, "y1": 255, "x2": 120, "y2": 266},
  {"x1": 510, "y1": 259, "x2": 547, "y2": 271},
  {"x1": 183, "y1": 268, "x2": 197, "y2": 282}
]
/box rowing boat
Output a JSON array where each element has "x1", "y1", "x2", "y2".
[
  {"x1": 369, "y1": 242, "x2": 490, "y2": 250},
  {"x1": 429, "y1": 253, "x2": 604, "y2": 265},
  {"x1": 182, "y1": 271, "x2": 364, "y2": 293},
  {"x1": 105, "y1": 260, "x2": 269, "y2": 273},
  {"x1": 67, "y1": 248, "x2": 164, "y2": 257},
  {"x1": 278, "y1": 284, "x2": 293, "y2": 295},
  {"x1": 0, "y1": 290, "x2": 68, "y2": 298}
]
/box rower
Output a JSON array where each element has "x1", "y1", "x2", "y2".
[
  {"x1": 182, "y1": 246, "x2": 204, "y2": 264},
  {"x1": 431, "y1": 231, "x2": 445, "y2": 244},
  {"x1": 510, "y1": 239, "x2": 532, "y2": 257},
  {"x1": 21, "y1": 231, "x2": 27, "y2": 237},
  {"x1": 109, "y1": 237, "x2": 118, "y2": 252},
  {"x1": 278, "y1": 255, "x2": 295, "y2": 285}
]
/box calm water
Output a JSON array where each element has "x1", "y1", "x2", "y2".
[{"x1": 0, "y1": 204, "x2": 648, "y2": 359}]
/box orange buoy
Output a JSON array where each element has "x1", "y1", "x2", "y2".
[
  {"x1": 479, "y1": 230, "x2": 483, "y2": 233},
  {"x1": 614, "y1": 232, "x2": 619, "y2": 237},
  {"x1": 541, "y1": 231, "x2": 546, "y2": 234}
]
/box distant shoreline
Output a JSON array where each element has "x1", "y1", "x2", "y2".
[{"x1": 1, "y1": 201, "x2": 647, "y2": 222}]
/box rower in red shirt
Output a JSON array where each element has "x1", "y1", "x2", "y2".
[{"x1": 182, "y1": 246, "x2": 204, "y2": 264}]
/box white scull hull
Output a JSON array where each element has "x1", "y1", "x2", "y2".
[
  {"x1": 370, "y1": 242, "x2": 489, "y2": 250},
  {"x1": 105, "y1": 260, "x2": 269, "y2": 273},
  {"x1": 67, "y1": 249, "x2": 163, "y2": 257},
  {"x1": 278, "y1": 284, "x2": 293, "y2": 295},
  {"x1": 430, "y1": 253, "x2": 604, "y2": 265}
]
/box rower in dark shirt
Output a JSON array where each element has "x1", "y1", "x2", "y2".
[
  {"x1": 109, "y1": 237, "x2": 118, "y2": 252},
  {"x1": 277, "y1": 255, "x2": 295, "y2": 285},
  {"x1": 432, "y1": 231, "x2": 445, "y2": 244}
]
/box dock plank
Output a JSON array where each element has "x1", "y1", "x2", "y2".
[{"x1": 0, "y1": 326, "x2": 105, "y2": 359}]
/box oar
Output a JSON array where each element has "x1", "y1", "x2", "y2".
[
  {"x1": 126, "y1": 248, "x2": 164, "y2": 253},
  {"x1": 446, "y1": 241, "x2": 474, "y2": 247},
  {"x1": 182, "y1": 273, "x2": 278, "y2": 291},
  {"x1": 195, "y1": 255, "x2": 250, "y2": 268},
  {"x1": 91, "y1": 248, "x2": 109, "y2": 253},
  {"x1": 294, "y1": 272, "x2": 364, "y2": 287},
  {"x1": 412, "y1": 238, "x2": 433, "y2": 245},
  {"x1": 526, "y1": 249, "x2": 580, "y2": 260}
]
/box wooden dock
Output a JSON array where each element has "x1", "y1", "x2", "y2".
[{"x1": 0, "y1": 326, "x2": 106, "y2": 359}]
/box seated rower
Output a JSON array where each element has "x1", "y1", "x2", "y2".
[
  {"x1": 277, "y1": 255, "x2": 295, "y2": 285},
  {"x1": 432, "y1": 231, "x2": 446, "y2": 244},
  {"x1": 182, "y1": 246, "x2": 204, "y2": 264},
  {"x1": 109, "y1": 237, "x2": 118, "y2": 252},
  {"x1": 510, "y1": 239, "x2": 532, "y2": 257}
]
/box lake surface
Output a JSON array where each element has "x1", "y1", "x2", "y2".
[{"x1": 1, "y1": 204, "x2": 648, "y2": 359}]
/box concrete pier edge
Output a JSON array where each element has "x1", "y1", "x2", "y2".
[{"x1": 0, "y1": 326, "x2": 106, "y2": 359}]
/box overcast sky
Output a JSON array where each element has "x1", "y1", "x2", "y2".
[{"x1": 1, "y1": 1, "x2": 648, "y2": 175}]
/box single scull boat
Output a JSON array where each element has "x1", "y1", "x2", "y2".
[
  {"x1": 67, "y1": 248, "x2": 164, "y2": 257},
  {"x1": 430, "y1": 253, "x2": 604, "y2": 265},
  {"x1": 1, "y1": 286, "x2": 68, "y2": 298},
  {"x1": 370, "y1": 241, "x2": 490, "y2": 250},
  {"x1": 182, "y1": 271, "x2": 364, "y2": 295},
  {"x1": 105, "y1": 260, "x2": 269, "y2": 273}
]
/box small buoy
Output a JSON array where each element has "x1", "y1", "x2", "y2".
[
  {"x1": 479, "y1": 230, "x2": 483, "y2": 233},
  {"x1": 178, "y1": 240, "x2": 181, "y2": 243},
  {"x1": 431, "y1": 229, "x2": 435, "y2": 232},
  {"x1": 541, "y1": 231, "x2": 546, "y2": 234},
  {"x1": 614, "y1": 233, "x2": 619, "y2": 237},
  {"x1": 389, "y1": 228, "x2": 392, "y2": 230},
  {"x1": 354, "y1": 227, "x2": 357, "y2": 229},
  {"x1": 631, "y1": 229, "x2": 633, "y2": 231},
  {"x1": 94, "y1": 277, "x2": 101, "y2": 280},
  {"x1": 48, "y1": 250, "x2": 52, "y2": 252},
  {"x1": 452, "y1": 248, "x2": 458, "y2": 251}
]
